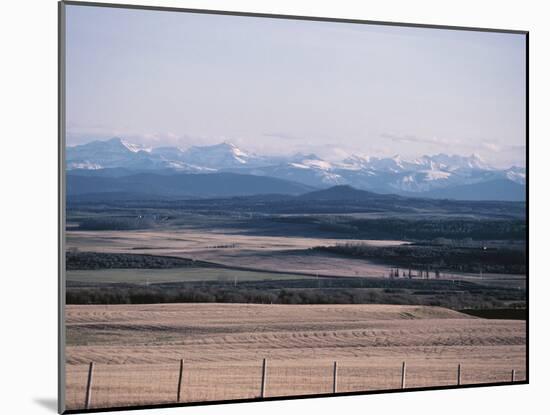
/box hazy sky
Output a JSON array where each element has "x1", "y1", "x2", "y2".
[{"x1": 66, "y1": 5, "x2": 526, "y2": 167}]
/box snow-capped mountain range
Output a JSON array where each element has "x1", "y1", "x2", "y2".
[{"x1": 66, "y1": 137, "x2": 526, "y2": 198}]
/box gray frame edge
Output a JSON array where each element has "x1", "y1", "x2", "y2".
[
  {"x1": 58, "y1": 1, "x2": 67, "y2": 413},
  {"x1": 62, "y1": 0, "x2": 528, "y2": 34}
]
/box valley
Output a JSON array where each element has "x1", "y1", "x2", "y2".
[{"x1": 64, "y1": 138, "x2": 527, "y2": 410}]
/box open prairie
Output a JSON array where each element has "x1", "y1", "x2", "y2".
[
  {"x1": 65, "y1": 303, "x2": 526, "y2": 410},
  {"x1": 64, "y1": 191, "x2": 527, "y2": 411},
  {"x1": 66, "y1": 267, "x2": 316, "y2": 284},
  {"x1": 66, "y1": 229, "x2": 525, "y2": 286},
  {"x1": 66, "y1": 229, "x2": 404, "y2": 277}
]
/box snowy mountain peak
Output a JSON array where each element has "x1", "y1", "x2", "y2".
[
  {"x1": 504, "y1": 166, "x2": 526, "y2": 185},
  {"x1": 416, "y1": 153, "x2": 491, "y2": 171},
  {"x1": 178, "y1": 141, "x2": 262, "y2": 168},
  {"x1": 119, "y1": 138, "x2": 145, "y2": 153},
  {"x1": 223, "y1": 142, "x2": 252, "y2": 158},
  {"x1": 340, "y1": 155, "x2": 371, "y2": 170},
  {"x1": 65, "y1": 138, "x2": 524, "y2": 199},
  {"x1": 360, "y1": 155, "x2": 408, "y2": 173},
  {"x1": 102, "y1": 137, "x2": 149, "y2": 153}
]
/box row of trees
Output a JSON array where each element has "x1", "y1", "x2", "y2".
[
  {"x1": 316, "y1": 243, "x2": 526, "y2": 275},
  {"x1": 66, "y1": 279, "x2": 525, "y2": 310},
  {"x1": 66, "y1": 250, "x2": 196, "y2": 270},
  {"x1": 388, "y1": 267, "x2": 441, "y2": 279}
]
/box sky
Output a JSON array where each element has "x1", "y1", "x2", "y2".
[{"x1": 65, "y1": 5, "x2": 527, "y2": 168}]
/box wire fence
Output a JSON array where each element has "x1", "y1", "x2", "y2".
[{"x1": 65, "y1": 359, "x2": 526, "y2": 411}]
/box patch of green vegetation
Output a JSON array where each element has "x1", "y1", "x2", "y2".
[
  {"x1": 314, "y1": 243, "x2": 526, "y2": 274},
  {"x1": 67, "y1": 276, "x2": 525, "y2": 310},
  {"x1": 460, "y1": 308, "x2": 526, "y2": 320},
  {"x1": 67, "y1": 267, "x2": 315, "y2": 284},
  {"x1": 67, "y1": 197, "x2": 526, "y2": 241},
  {"x1": 66, "y1": 251, "x2": 197, "y2": 270}
]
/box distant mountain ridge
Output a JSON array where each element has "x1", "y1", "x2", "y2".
[
  {"x1": 66, "y1": 138, "x2": 526, "y2": 201},
  {"x1": 298, "y1": 185, "x2": 400, "y2": 201},
  {"x1": 411, "y1": 178, "x2": 526, "y2": 201},
  {"x1": 67, "y1": 171, "x2": 315, "y2": 200}
]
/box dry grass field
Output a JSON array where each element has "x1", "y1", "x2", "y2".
[
  {"x1": 65, "y1": 303, "x2": 526, "y2": 410},
  {"x1": 66, "y1": 229, "x2": 401, "y2": 277},
  {"x1": 66, "y1": 230, "x2": 525, "y2": 285},
  {"x1": 66, "y1": 267, "x2": 316, "y2": 284}
]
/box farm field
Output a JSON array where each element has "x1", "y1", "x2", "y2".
[
  {"x1": 66, "y1": 229, "x2": 525, "y2": 285},
  {"x1": 64, "y1": 196, "x2": 527, "y2": 410},
  {"x1": 65, "y1": 303, "x2": 526, "y2": 410},
  {"x1": 66, "y1": 229, "x2": 404, "y2": 277},
  {"x1": 67, "y1": 267, "x2": 315, "y2": 284}
]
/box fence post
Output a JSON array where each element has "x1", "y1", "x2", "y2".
[
  {"x1": 457, "y1": 364, "x2": 461, "y2": 386},
  {"x1": 332, "y1": 361, "x2": 338, "y2": 394},
  {"x1": 85, "y1": 362, "x2": 94, "y2": 410},
  {"x1": 177, "y1": 359, "x2": 184, "y2": 402},
  {"x1": 511, "y1": 369, "x2": 516, "y2": 383},
  {"x1": 261, "y1": 358, "x2": 267, "y2": 398},
  {"x1": 401, "y1": 361, "x2": 406, "y2": 389}
]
